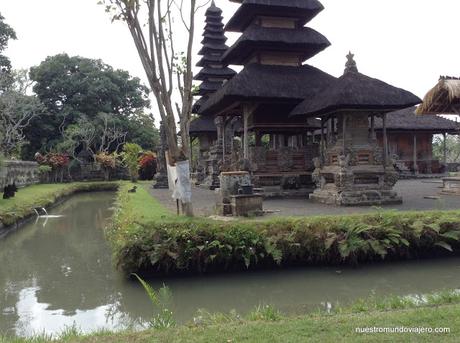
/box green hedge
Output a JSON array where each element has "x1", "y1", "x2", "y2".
[
  {"x1": 0, "y1": 182, "x2": 119, "y2": 227},
  {"x1": 108, "y1": 183, "x2": 460, "y2": 275}
]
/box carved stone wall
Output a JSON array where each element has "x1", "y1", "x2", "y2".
[{"x1": 0, "y1": 160, "x2": 39, "y2": 188}]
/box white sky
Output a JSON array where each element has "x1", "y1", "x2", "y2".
[{"x1": 2, "y1": 0, "x2": 460, "y2": 119}]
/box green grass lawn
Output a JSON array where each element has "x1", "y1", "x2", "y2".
[{"x1": 3, "y1": 290, "x2": 459, "y2": 343}]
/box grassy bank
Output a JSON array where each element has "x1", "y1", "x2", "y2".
[
  {"x1": 107, "y1": 183, "x2": 460, "y2": 275},
  {"x1": 0, "y1": 182, "x2": 119, "y2": 227},
  {"x1": 2, "y1": 290, "x2": 459, "y2": 342}
]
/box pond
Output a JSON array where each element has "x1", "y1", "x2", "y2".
[{"x1": 1, "y1": 191, "x2": 460, "y2": 337}]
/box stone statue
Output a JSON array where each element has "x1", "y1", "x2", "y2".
[{"x1": 345, "y1": 51, "x2": 358, "y2": 73}]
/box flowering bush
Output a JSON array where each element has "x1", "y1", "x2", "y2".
[
  {"x1": 95, "y1": 152, "x2": 118, "y2": 181},
  {"x1": 34, "y1": 152, "x2": 70, "y2": 169},
  {"x1": 95, "y1": 152, "x2": 117, "y2": 169},
  {"x1": 138, "y1": 151, "x2": 157, "y2": 180}
]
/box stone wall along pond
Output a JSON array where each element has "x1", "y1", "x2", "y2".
[{"x1": 0, "y1": 160, "x2": 39, "y2": 188}]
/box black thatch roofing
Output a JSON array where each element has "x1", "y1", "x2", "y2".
[
  {"x1": 205, "y1": 15, "x2": 224, "y2": 24},
  {"x1": 190, "y1": 116, "x2": 217, "y2": 136},
  {"x1": 222, "y1": 25, "x2": 330, "y2": 65},
  {"x1": 374, "y1": 107, "x2": 460, "y2": 133},
  {"x1": 226, "y1": 0, "x2": 324, "y2": 32},
  {"x1": 192, "y1": 96, "x2": 208, "y2": 114},
  {"x1": 196, "y1": 54, "x2": 222, "y2": 67},
  {"x1": 290, "y1": 59, "x2": 421, "y2": 117},
  {"x1": 194, "y1": 80, "x2": 224, "y2": 96},
  {"x1": 206, "y1": 1, "x2": 222, "y2": 15},
  {"x1": 199, "y1": 63, "x2": 335, "y2": 115},
  {"x1": 204, "y1": 23, "x2": 225, "y2": 32},
  {"x1": 195, "y1": 67, "x2": 237, "y2": 81},
  {"x1": 198, "y1": 42, "x2": 229, "y2": 56},
  {"x1": 202, "y1": 32, "x2": 227, "y2": 42}
]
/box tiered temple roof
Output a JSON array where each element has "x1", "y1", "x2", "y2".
[
  {"x1": 199, "y1": 0, "x2": 334, "y2": 117},
  {"x1": 193, "y1": 1, "x2": 236, "y2": 114}
]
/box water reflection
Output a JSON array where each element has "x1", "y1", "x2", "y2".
[{"x1": 2, "y1": 192, "x2": 460, "y2": 337}]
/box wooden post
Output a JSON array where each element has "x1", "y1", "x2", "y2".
[
  {"x1": 413, "y1": 133, "x2": 418, "y2": 175},
  {"x1": 443, "y1": 133, "x2": 448, "y2": 165},
  {"x1": 243, "y1": 105, "x2": 250, "y2": 159},
  {"x1": 342, "y1": 114, "x2": 346, "y2": 153},
  {"x1": 320, "y1": 118, "x2": 325, "y2": 161},
  {"x1": 383, "y1": 113, "x2": 388, "y2": 167},
  {"x1": 370, "y1": 114, "x2": 376, "y2": 140}
]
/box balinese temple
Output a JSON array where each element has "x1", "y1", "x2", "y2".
[
  {"x1": 291, "y1": 53, "x2": 421, "y2": 206},
  {"x1": 192, "y1": 1, "x2": 236, "y2": 188},
  {"x1": 375, "y1": 107, "x2": 459, "y2": 175},
  {"x1": 199, "y1": 0, "x2": 335, "y2": 195}
]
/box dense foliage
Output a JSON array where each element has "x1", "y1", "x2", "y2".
[
  {"x1": 0, "y1": 12, "x2": 16, "y2": 74},
  {"x1": 139, "y1": 151, "x2": 157, "y2": 180},
  {"x1": 121, "y1": 143, "x2": 142, "y2": 182},
  {"x1": 108, "y1": 184, "x2": 460, "y2": 275},
  {"x1": 21, "y1": 54, "x2": 158, "y2": 159}
]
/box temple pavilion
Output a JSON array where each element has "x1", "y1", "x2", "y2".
[
  {"x1": 192, "y1": 1, "x2": 236, "y2": 189},
  {"x1": 375, "y1": 107, "x2": 459, "y2": 175},
  {"x1": 198, "y1": 0, "x2": 334, "y2": 195},
  {"x1": 290, "y1": 54, "x2": 421, "y2": 205}
]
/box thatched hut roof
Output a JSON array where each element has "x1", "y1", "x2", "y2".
[
  {"x1": 199, "y1": 63, "x2": 335, "y2": 116},
  {"x1": 221, "y1": 25, "x2": 330, "y2": 65},
  {"x1": 416, "y1": 77, "x2": 460, "y2": 115},
  {"x1": 290, "y1": 54, "x2": 421, "y2": 117},
  {"x1": 375, "y1": 106, "x2": 459, "y2": 133},
  {"x1": 195, "y1": 67, "x2": 236, "y2": 81},
  {"x1": 226, "y1": 0, "x2": 324, "y2": 32},
  {"x1": 190, "y1": 116, "x2": 218, "y2": 136}
]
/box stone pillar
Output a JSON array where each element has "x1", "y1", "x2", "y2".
[
  {"x1": 443, "y1": 133, "x2": 448, "y2": 165},
  {"x1": 153, "y1": 122, "x2": 169, "y2": 189},
  {"x1": 243, "y1": 105, "x2": 250, "y2": 159},
  {"x1": 370, "y1": 114, "x2": 376, "y2": 140}
]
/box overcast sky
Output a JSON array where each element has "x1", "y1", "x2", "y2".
[{"x1": 2, "y1": 0, "x2": 460, "y2": 117}]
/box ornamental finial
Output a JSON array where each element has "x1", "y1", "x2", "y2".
[{"x1": 345, "y1": 51, "x2": 358, "y2": 74}]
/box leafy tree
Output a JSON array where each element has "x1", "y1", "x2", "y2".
[
  {"x1": 433, "y1": 135, "x2": 460, "y2": 163},
  {"x1": 122, "y1": 142, "x2": 142, "y2": 182},
  {"x1": 0, "y1": 12, "x2": 16, "y2": 74},
  {"x1": 0, "y1": 71, "x2": 46, "y2": 157},
  {"x1": 23, "y1": 54, "x2": 158, "y2": 158}
]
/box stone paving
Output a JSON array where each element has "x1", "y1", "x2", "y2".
[{"x1": 146, "y1": 179, "x2": 460, "y2": 218}]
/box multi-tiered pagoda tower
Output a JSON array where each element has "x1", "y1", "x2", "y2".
[
  {"x1": 199, "y1": 0, "x2": 335, "y2": 195},
  {"x1": 192, "y1": 1, "x2": 236, "y2": 189}
]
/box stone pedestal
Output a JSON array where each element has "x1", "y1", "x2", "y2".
[
  {"x1": 216, "y1": 171, "x2": 263, "y2": 216},
  {"x1": 441, "y1": 177, "x2": 460, "y2": 195},
  {"x1": 231, "y1": 194, "x2": 263, "y2": 216},
  {"x1": 310, "y1": 113, "x2": 402, "y2": 206}
]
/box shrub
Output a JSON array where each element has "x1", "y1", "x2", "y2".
[
  {"x1": 107, "y1": 185, "x2": 460, "y2": 276},
  {"x1": 139, "y1": 151, "x2": 157, "y2": 180},
  {"x1": 95, "y1": 152, "x2": 118, "y2": 181},
  {"x1": 122, "y1": 143, "x2": 142, "y2": 182}
]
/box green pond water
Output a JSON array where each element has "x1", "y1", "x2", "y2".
[{"x1": 1, "y1": 191, "x2": 460, "y2": 337}]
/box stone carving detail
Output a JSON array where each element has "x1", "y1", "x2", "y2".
[{"x1": 278, "y1": 147, "x2": 294, "y2": 171}]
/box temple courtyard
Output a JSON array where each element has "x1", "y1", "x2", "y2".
[{"x1": 148, "y1": 178, "x2": 460, "y2": 218}]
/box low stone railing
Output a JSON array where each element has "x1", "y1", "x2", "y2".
[{"x1": 0, "y1": 160, "x2": 39, "y2": 189}]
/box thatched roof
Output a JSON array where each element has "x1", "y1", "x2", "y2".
[
  {"x1": 198, "y1": 42, "x2": 229, "y2": 56},
  {"x1": 222, "y1": 25, "x2": 330, "y2": 65},
  {"x1": 190, "y1": 116, "x2": 218, "y2": 136},
  {"x1": 199, "y1": 63, "x2": 335, "y2": 115},
  {"x1": 226, "y1": 0, "x2": 324, "y2": 32},
  {"x1": 195, "y1": 67, "x2": 236, "y2": 81},
  {"x1": 416, "y1": 77, "x2": 460, "y2": 115},
  {"x1": 375, "y1": 106, "x2": 459, "y2": 133},
  {"x1": 206, "y1": 1, "x2": 222, "y2": 15},
  {"x1": 193, "y1": 80, "x2": 223, "y2": 96},
  {"x1": 290, "y1": 54, "x2": 421, "y2": 117}
]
